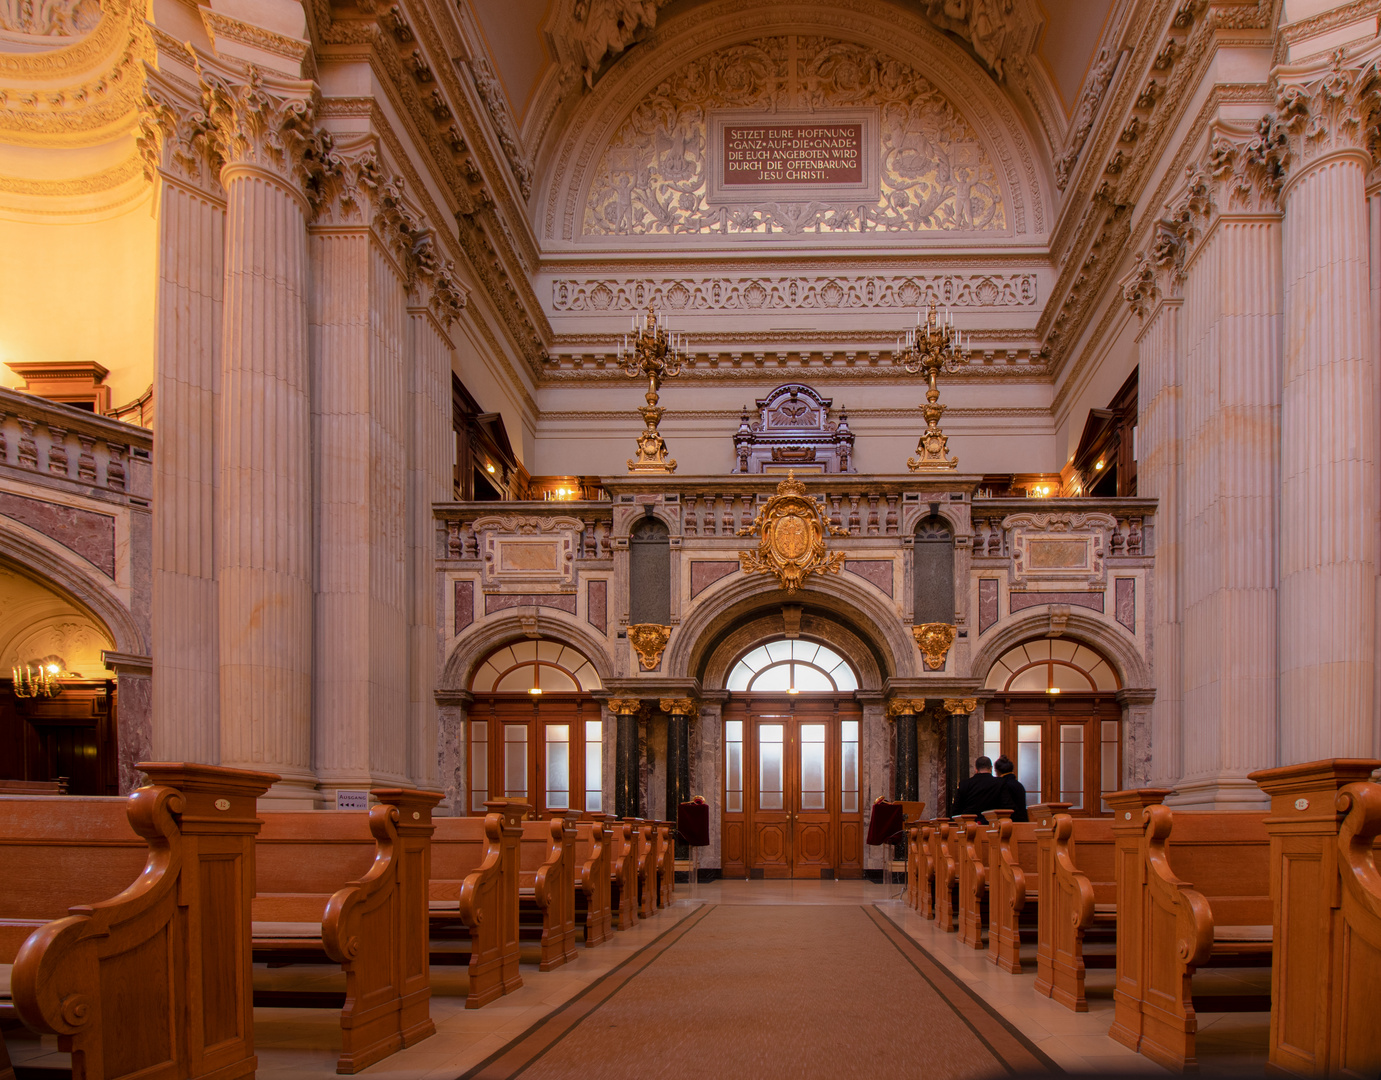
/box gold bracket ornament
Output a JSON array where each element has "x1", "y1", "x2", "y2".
[
  {"x1": 627, "y1": 623, "x2": 672, "y2": 670},
  {"x1": 737, "y1": 471, "x2": 849, "y2": 595},
  {"x1": 913, "y1": 622, "x2": 957, "y2": 671}
]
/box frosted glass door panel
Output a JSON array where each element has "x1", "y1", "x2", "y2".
[
  {"x1": 545, "y1": 724, "x2": 570, "y2": 809},
  {"x1": 800, "y1": 723, "x2": 826, "y2": 810},
  {"x1": 759, "y1": 724, "x2": 784, "y2": 810},
  {"x1": 504, "y1": 724, "x2": 528, "y2": 799}
]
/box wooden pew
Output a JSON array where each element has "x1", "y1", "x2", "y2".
[
  {"x1": 627, "y1": 819, "x2": 658, "y2": 919},
  {"x1": 657, "y1": 821, "x2": 676, "y2": 907},
  {"x1": 958, "y1": 810, "x2": 1010, "y2": 949},
  {"x1": 905, "y1": 819, "x2": 923, "y2": 910},
  {"x1": 935, "y1": 816, "x2": 973, "y2": 933},
  {"x1": 252, "y1": 788, "x2": 441, "y2": 1074},
  {"x1": 1250, "y1": 758, "x2": 1381, "y2": 1078},
  {"x1": 1108, "y1": 802, "x2": 1273, "y2": 1071},
  {"x1": 573, "y1": 816, "x2": 613, "y2": 947},
  {"x1": 987, "y1": 806, "x2": 1066, "y2": 974},
  {"x1": 429, "y1": 800, "x2": 525, "y2": 1008},
  {"x1": 608, "y1": 819, "x2": 638, "y2": 931},
  {"x1": 917, "y1": 818, "x2": 947, "y2": 919},
  {"x1": 0, "y1": 778, "x2": 67, "y2": 795},
  {"x1": 3, "y1": 762, "x2": 276, "y2": 1080},
  {"x1": 518, "y1": 814, "x2": 578, "y2": 971}
]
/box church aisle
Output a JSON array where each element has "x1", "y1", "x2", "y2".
[{"x1": 462, "y1": 901, "x2": 1056, "y2": 1080}]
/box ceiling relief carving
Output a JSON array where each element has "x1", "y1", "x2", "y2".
[
  {"x1": 581, "y1": 35, "x2": 1006, "y2": 237},
  {"x1": 0, "y1": 0, "x2": 99, "y2": 37},
  {"x1": 551, "y1": 273, "x2": 1037, "y2": 313}
]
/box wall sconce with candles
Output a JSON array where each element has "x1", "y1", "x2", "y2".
[
  {"x1": 618, "y1": 303, "x2": 689, "y2": 474},
  {"x1": 11, "y1": 656, "x2": 66, "y2": 699},
  {"x1": 895, "y1": 301, "x2": 970, "y2": 471}
]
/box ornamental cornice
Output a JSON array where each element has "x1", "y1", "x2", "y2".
[
  {"x1": 466, "y1": 55, "x2": 532, "y2": 199},
  {"x1": 0, "y1": 151, "x2": 141, "y2": 196},
  {"x1": 200, "y1": 8, "x2": 315, "y2": 71},
  {"x1": 196, "y1": 58, "x2": 319, "y2": 191},
  {"x1": 0, "y1": 0, "x2": 128, "y2": 77}
]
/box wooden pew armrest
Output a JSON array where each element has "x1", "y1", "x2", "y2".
[{"x1": 322, "y1": 803, "x2": 402, "y2": 964}]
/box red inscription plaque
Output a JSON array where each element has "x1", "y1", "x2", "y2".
[{"x1": 722, "y1": 123, "x2": 864, "y2": 187}]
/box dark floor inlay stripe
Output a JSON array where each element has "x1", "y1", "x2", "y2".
[
  {"x1": 866, "y1": 904, "x2": 1063, "y2": 1075},
  {"x1": 456, "y1": 904, "x2": 717, "y2": 1080}
]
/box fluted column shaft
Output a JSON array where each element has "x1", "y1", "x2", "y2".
[
  {"x1": 146, "y1": 100, "x2": 225, "y2": 762},
  {"x1": 1280, "y1": 146, "x2": 1378, "y2": 760},
  {"x1": 1135, "y1": 293, "x2": 1183, "y2": 786},
  {"x1": 1178, "y1": 214, "x2": 1281, "y2": 806},
  {"x1": 216, "y1": 163, "x2": 315, "y2": 796},
  {"x1": 310, "y1": 226, "x2": 410, "y2": 799},
  {"x1": 407, "y1": 299, "x2": 453, "y2": 790}
]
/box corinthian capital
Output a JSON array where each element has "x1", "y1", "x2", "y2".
[
  {"x1": 1120, "y1": 214, "x2": 1187, "y2": 319},
  {"x1": 197, "y1": 60, "x2": 319, "y2": 191},
  {"x1": 1202, "y1": 116, "x2": 1289, "y2": 214},
  {"x1": 1273, "y1": 52, "x2": 1377, "y2": 175},
  {"x1": 137, "y1": 80, "x2": 223, "y2": 193}
]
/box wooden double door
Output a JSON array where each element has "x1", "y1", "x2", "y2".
[{"x1": 722, "y1": 697, "x2": 864, "y2": 879}]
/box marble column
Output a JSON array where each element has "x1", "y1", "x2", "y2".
[
  {"x1": 1173, "y1": 138, "x2": 1282, "y2": 808},
  {"x1": 695, "y1": 700, "x2": 723, "y2": 873},
  {"x1": 661, "y1": 699, "x2": 692, "y2": 858},
  {"x1": 1277, "y1": 61, "x2": 1379, "y2": 760},
  {"x1": 1121, "y1": 224, "x2": 1185, "y2": 786},
  {"x1": 942, "y1": 698, "x2": 977, "y2": 815},
  {"x1": 309, "y1": 151, "x2": 411, "y2": 802},
  {"x1": 1117, "y1": 688, "x2": 1156, "y2": 789},
  {"x1": 435, "y1": 692, "x2": 470, "y2": 814},
  {"x1": 886, "y1": 699, "x2": 919, "y2": 801},
  {"x1": 104, "y1": 651, "x2": 154, "y2": 794},
  {"x1": 610, "y1": 698, "x2": 641, "y2": 818},
  {"x1": 201, "y1": 63, "x2": 319, "y2": 803},
  {"x1": 141, "y1": 74, "x2": 225, "y2": 763}
]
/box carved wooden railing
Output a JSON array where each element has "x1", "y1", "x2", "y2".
[{"x1": 0, "y1": 386, "x2": 151, "y2": 504}]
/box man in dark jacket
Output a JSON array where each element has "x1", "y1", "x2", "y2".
[
  {"x1": 952, "y1": 756, "x2": 1002, "y2": 821},
  {"x1": 994, "y1": 755, "x2": 1030, "y2": 822}
]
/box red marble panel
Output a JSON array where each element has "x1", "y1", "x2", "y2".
[
  {"x1": 0, "y1": 490, "x2": 115, "y2": 578},
  {"x1": 588, "y1": 579, "x2": 608, "y2": 635},
  {"x1": 978, "y1": 579, "x2": 999, "y2": 634},
  {"x1": 1115, "y1": 577, "x2": 1135, "y2": 632},
  {"x1": 454, "y1": 580, "x2": 475, "y2": 635},
  {"x1": 484, "y1": 591, "x2": 578, "y2": 615},
  {"x1": 690, "y1": 560, "x2": 739, "y2": 598},
  {"x1": 1008, "y1": 590, "x2": 1104, "y2": 614},
  {"x1": 844, "y1": 559, "x2": 893, "y2": 597}
]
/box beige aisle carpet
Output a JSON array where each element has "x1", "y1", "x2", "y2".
[{"x1": 458, "y1": 904, "x2": 1059, "y2": 1080}]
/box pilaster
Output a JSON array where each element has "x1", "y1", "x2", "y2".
[
  {"x1": 140, "y1": 68, "x2": 226, "y2": 765},
  {"x1": 202, "y1": 58, "x2": 321, "y2": 805},
  {"x1": 1275, "y1": 51, "x2": 1380, "y2": 761}
]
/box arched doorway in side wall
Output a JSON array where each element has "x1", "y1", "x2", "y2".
[
  {"x1": 721, "y1": 637, "x2": 863, "y2": 880},
  {"x1": 466, "y1": 638, "x2": 604, "y2": 816},
  {"x1": 981, "y1": 638, "x2": 1122, "y2": 816}
]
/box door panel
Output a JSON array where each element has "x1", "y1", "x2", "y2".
[{"x1": 723, "y1": 697, "x2": 863, "y2": 879}]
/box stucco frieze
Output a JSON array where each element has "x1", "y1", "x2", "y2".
[
  {"x1": 549, "y1": 273, "x2": 1037, "y2": 314},
  {"x1": 1053, "y1": 47, "x2": 1119, "y2": 191},
  {"x1": 0, "y1": 0, "x2": 98, "y2": 38}
]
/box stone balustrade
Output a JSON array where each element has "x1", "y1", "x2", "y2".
[
  {"x1": 970, "y1": 498, "x2": 1156, "y2": 560},
  {"x1": 0, "y1": 386, "x2": 151, "y2": 505},
  {"x1": 437, "y1": 501, "x2": 616, "y2": 562}
]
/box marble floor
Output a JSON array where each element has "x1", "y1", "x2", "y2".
[{"x1": 6, "y1": 879, "x2": 1273, "y2": 1077}]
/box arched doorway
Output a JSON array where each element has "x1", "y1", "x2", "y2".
[
  {"x1": 721, "y1": 638, "x2": 864, "y2": 880},
  {"x1": 0, "y1": 561, "x2": 119, "y2": 794},
  {"x1": 466, "y1": 638, "x2": 604, "y2": 816},
  {"x1": 981, "y1": 639, "x2": 1122, "y2": 816}
]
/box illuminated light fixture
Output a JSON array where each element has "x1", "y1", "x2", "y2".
[
  {"x1": 1094, "y1": 460, "x2": 1105, "y2": 471},
  {"x1": 787, "y1": 664, "x2": 800, "y2": 694},
  {"x1": 528, "y1": 666, "x2": 543, "y2": 695},
  {"x1": 485, "y1": 463, "x2": 496, "y2": 474},
  {"x1": 528, "y1": 687, "x2": 543, "y2": 695},
  {"x1": 1047, "y1": 686, "x2": 1061, "y2": 695},
  {"x1": 12, "y1": 657, "x2": 65, "y2": 699}
]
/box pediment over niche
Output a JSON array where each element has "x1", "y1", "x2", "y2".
[
  {"x1": 581, "y1": 35, "x2": 1007, "y2": 240},
  {"x1": 733, "y1": 383, "x2": 854, "y2": 474}
]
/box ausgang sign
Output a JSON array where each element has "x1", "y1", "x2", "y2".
[
  {"x1": 723, "y1": 123, "x2": 863, "y2": 186},
  {"x1": 706, "y1": 110, "x2": 879, "y2": 205}
]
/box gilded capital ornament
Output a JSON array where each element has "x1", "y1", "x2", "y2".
[
  {"x1": 627, "y1": 623, "x2": 672, "y2": 670},
  {"x1": 942, "y1": 697, "x2": 978, "y2": 715},
  {"x1": 737, "y1": 471, "x2": 848, "y2": 595},
  {"x1": 886, "y1": 698, "x2": 927, "y2": 718},
  {"x1": 658, "y1": 697, "x2": 697, "y2": 717},
  {"x1": 607, "y1": 698, "x2": 642, "y2": 715},
  {"x1": 913, "y1": 622, "x2": 956, "y2": 671}
]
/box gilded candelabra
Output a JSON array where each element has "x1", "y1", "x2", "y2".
[
  {"x1": 619, "y1": 303, "x2": 689, "y2": 474},
  {"x1": 12, "y1": 658, "x2": 62, "y2": 699},
  {"x1": 896, "y1": 302, "x2": 970, "y2": 470}
]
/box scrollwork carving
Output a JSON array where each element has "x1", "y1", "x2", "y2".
[
  {"x1": 549, "y1": 0, "x2": 672, "y2": 88},
  {"x1": 1274, "y1": 53, "x2": 1375, "y2": 172},
  {"x1": 468, "y1": 57, "x2": 533, "y2": 199},
  {"x1": 137, "y1": 84, "x2": 221, "y2": 189},
  {"x1": 0, "y1": 0, "x2": 100, "y2": 37},
  {"x1": 583, "y1": 35, "x2": 1005, "y2": 236},
  {"x1": 1054, "y1": 47, "x2": 1117, "y2": 190}
]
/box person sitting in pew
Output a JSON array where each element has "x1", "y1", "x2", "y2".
[
  {"x1": 994, "y1": 756, "x2": 1030, "y2": 823},
  {"x1": 953, "y1": 757, "x2": 1001, "y2": 822}
]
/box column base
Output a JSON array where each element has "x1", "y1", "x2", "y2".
[
  {"x1": 1164, "y1": 774, "x2": 1269, "y2": 811},
  {"x1": 249, "y1": 773, "x2": 320, "y2": 811}
]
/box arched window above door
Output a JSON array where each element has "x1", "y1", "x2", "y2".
[
  {"x1": 983, "y1": 639, "x2": 1120, "y2": 693},
  {"x1": 726, "y1": 639, "x2": 859, "y2": 693},
  {"x1": 470, "y1": 639, "x2": 602, "y2": 694}
]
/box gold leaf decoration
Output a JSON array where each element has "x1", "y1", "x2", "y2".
[{"x1": 737, "y1": 471, "x2": 847, "y2": 595}]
